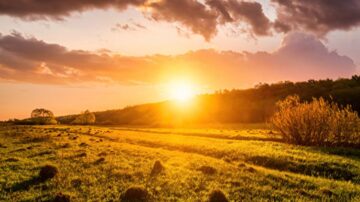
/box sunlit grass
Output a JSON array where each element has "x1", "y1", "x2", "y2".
[{"x1": 0, "y1": 125, "x2": 359, "y2": 201}]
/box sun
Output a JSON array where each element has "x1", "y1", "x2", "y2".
[{"x1": 168, "y1": 80, "x2": 196, "y2": 102}]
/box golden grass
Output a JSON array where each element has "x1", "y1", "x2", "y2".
[{"x1": 0, "y1": 125, "x2": 359, "y2": 201}]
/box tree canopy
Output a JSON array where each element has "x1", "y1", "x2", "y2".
[{"x1": 31, "y1": 108, "x2": 54, "y2": 118}]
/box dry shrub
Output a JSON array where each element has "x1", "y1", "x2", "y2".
[
  {"x1": 150, "y1": 160, "x2": 165, "y2": 176},
  {"x1": 198, "y1": 165, "x2": 217, "y2": 175},
  {"x1": 271, "y1": 95, "x2": 360, "y2": 147}
]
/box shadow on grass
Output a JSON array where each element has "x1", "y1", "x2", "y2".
[
  {"x1": 28, "y1": 150, "x2": 55, "y2": 158},
  {"x1": 114, "y1": 128, "x2": 284, "y2": 143},
  {"x1": 246, "y1": 156, "x2": 359, "y2": 183},
  {"x1": 7, "y1": 176, "x2": 47, "y2": 192},
  {"x1": 309, "y1": 147, "x2": 360, "y2": 160}
]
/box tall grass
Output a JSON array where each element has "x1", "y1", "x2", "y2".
[{"x1": 271, "y1": 95, "x2": 360, "y2": 147}]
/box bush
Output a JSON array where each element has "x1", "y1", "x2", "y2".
[
  {"x1": 208, "y1": 189, "x2": 229, "y2": 202},
  {"x1": 14, "y1": 117, "x2": 57, "y2": 125},
  {"x1": 72, "y1": 110, "x2": 96, "y2": 125},
  {"x1": 53, "y1": 193, "x2": 71, "y2": 202},
  {"x1": 271, "y1": 95, "x2": 360, "y2": 147},
  {"x1": 121, "y1": 186, "x2": 149, "y2": 202},
  {"x1": 39, "y1": 165, "x2": 58, "y2": 181}
]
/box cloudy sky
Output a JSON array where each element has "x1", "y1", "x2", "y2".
[{"x1": 0, "y1": 0, "x2": 360, "y2": 120}]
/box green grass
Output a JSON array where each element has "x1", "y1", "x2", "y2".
[{"x1": 0, "y1": 125, "x2": 359, "y2": 201}]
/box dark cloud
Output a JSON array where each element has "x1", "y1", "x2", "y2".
[
  {"x1": 147, "y1": 0, "x2": 218, "y2": 41},
  {"x1": 206, "y1": 0, "x2": 233, "y2": 22},
  {"x1": 206, "y1": 0, "x2": 271, "y2": 36},
  {"x1": 2, "y1": 0, "x2": 360, "y2": 39},
  {"x1": 0, "y1": 32, "x2": 356, "y2": 87},
  {"x1": 227, "y1": 0, "x2": 271, "y2": 36},
  {"x1": 272, "y1": 0, "x2": 360, "y2": 35},
  {"x1": 0, "y1": 0, "x2": 147, "y2": 20},
  {"x1": 0, "y1": 0, "x2": 272, "y2": 40}
]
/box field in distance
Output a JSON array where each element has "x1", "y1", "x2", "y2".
[{"x1": 0, "y1": 125, "x2": 359, "y2": 201}]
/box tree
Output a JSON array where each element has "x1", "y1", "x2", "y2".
[
  {"x1": 31, "y1": 108, "x2": 54, "y2": 118},
  {"x1": 72, "y1": 110, "x2": 96, "y2": 125},
  {"x1": 23, "y1": 108, "x2": 58, "y2": 125}
]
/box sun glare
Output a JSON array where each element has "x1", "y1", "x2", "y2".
[{"x1": 168, "y1": 80, "x2": 196, "y2": 102}]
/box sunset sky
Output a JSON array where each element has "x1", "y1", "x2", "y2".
[{"x1": 1, "y1": 0, "x2": 360, "y2": 120}]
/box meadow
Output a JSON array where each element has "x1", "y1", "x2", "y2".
[{"x1": 0, "y1": 124, "x2": 359, "y2": 201}]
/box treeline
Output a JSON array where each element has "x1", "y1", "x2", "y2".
[
  {"x1": 57, "y1": 75, "x2": 360, "y2": 126},
  {"x1": 7, "y1": 109, "x2": 96, "y2": 125}
]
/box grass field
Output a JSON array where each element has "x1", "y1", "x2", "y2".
[{"x1": 0, "y1": 125, "x2": 360, "y2": 201}]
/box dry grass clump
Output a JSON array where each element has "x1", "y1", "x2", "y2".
[
  {"x1": 150, "y1": 160, "x2": 165, "y2": 176},
  {"x1": 39, "y1": 165, "x2": 58, "y2": 181},
  {"x1": 5, "y1": 157, "x2": 19, "y2": 162},
  {"x1": 53, "y1": 192, "x2": 71, "y2": 202},
  {"x1": 94, "y1": 157, "x2": 105, "y2": 164},
  {"x1": 271, "y1": 95, "x2": 360, "y2": 147},
  {"x1": 208, "y1": 189, "x2": 229, "y2": 202},
  {"x1": 121, "y1": 186, "x2": 150, "y2": 202},
  {"x1": 198, "y1": 165, "x2": 217, "y2": 175}
]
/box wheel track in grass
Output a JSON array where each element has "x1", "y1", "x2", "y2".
[
  {"x1": 111, "y1": 127, "x2": 284, "y2": 143},
  {"x1": 36, "y1": 126, "x2": 282, "y2": 143}
]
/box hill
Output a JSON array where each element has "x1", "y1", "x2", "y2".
[{"x1": 57, "y1": 75, "x2": 360, "y2": 126}]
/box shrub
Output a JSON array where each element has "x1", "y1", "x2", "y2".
[
  {"x1": 198, "y1": 165, "x2": 217, "y2": 175},
  {"x1": 271, "y1": 95, "x2": 360, "y2": 147},
  {"x1": 53, "y1": 193, "x2": 71, "y2": 202},
  {"x1": 14, "y1": 117, "x2": 57, "y2": 125},
  {"x1": 121, "y1": 186, "x2": 149, "y2": 202},
  {"x1": 208, "y1": 190, "x2": 229, "y2": 202},
  {"x1": 72, "y1": 110, "x2": 96, "y2": 125},
  {"x1": 39, "y1": 165, "x2": 58, "y2": 181}
]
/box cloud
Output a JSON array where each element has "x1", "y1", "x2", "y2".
[
  {"x1": 146, "y1": 0, "x2": 271, "y2": 40},
  {"x1": 146, "y1": 0, "x2": 218, "y2": 41},
  {"x1": 2, "y1": 1, "x2": 360, "y2": 39},
  {"x1": 0, "y1": 0, "x2": 147, "y2": 20},
  {"x1": 0, "y1": 32, "x2": 357, "y2": 87},
  {"x1": 272, "y1": 0, "x2": 360, "y2": 35},
  {"x1": 0, "y1": 31, "x2": 157, "y2": 84},
  {"x1": 111, "y1": 22, "x2": 147, "y2": 32},
  {"x1": 207, "y1": 0, "x2": 271, "y2": 36},
  {"x1": 0, "y1": 0, "x2": 271, "y2": 40}
]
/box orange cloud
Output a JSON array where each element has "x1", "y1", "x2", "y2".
[{"x1": 0, "y1": 32, "x2": 357, "y2": 88}]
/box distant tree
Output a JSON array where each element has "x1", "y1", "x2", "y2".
[
  {"x1": 72, "y1": 110, "x2": 96, "y2": 125},
  {"x1": 15, "y1": 108, "x2": 58, "y2": 125},
  {"x1": 31, "y1": 108, "x2": 54, "y2": 118}
]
